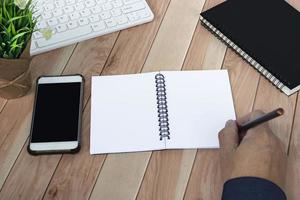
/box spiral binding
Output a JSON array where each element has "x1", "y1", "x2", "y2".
[
  {"x1": 199, "y1": 15, "x2": 286, "y2": 91},
  {"x1": 155, "y1": 73, "x2": 170, "y2": 140}
]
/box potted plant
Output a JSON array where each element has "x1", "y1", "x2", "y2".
[{"x1": 0, "y1": 0, "x2": 37, "y2": 99}]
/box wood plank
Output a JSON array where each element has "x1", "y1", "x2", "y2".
[
  {"x1": 183, "y1": 0, "x2": 226, "y2": 70},
  {"x1": 286, "y1": 94, "x2": 300, "y2": 200},
  {"x1": 0, "y1": 35, "x2": 118, "y2": 199},
  {"x1": 143, "y1": 0, "x2": 206, "y2": 72},
  {"x1": 0, "y1": 46, "x2": 76, "y2": 190},
  {"x1": 184, "y1": 49, "x2": 260, "y2": 199},
  {"x1": 253, "y1": 79, "x2": 297, "y2": 150},
  {"x1": 137, "y1": 150, "x2": 196, "y2": 200},
  {"x1": 91, "y1": 0, "x2": 204, "y2": 199},
  {"x1": 43, "y1": 0, "x2": 171, "y2": 199}
]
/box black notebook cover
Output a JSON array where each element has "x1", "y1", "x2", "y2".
[{"x1": 200, "y1": 0, "x2": 300, "y2": 95}]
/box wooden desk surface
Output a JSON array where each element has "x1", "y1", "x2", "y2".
[{"x1": 0, "y1": 0, "x2": 299, "y2": 199}]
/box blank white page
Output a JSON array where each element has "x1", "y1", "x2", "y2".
[
  {"x1": 90, "y1": 73, "x2": 163, "y2": 154},
  {"x1": 164, "y1": 70, "x2": 236, "y2": 149}
]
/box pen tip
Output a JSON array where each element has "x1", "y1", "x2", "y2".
[{"x1": 276, "y1": 108, "x2": 284, "y2": 115}]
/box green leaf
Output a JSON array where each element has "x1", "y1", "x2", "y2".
[{"x1": 0, "y1": 0, "x2": 36, "y2": 59}]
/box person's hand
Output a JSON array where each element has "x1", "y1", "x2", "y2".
[
  {"x1": 218, "y1": 110, "x2": 287, "y2": 190},
  {"x1": 288, "y1": 0, "x2": 300, "y2": 12}
]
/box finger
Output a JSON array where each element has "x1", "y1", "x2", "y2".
[
  {"x1": 242, "y1": 122, "x2": 271, "y2": 141},
  {"x1": 218, "y1": 120, "x2": 239, "y2": 151},
  {"x1": 236, "y1": 110, "x2": 266, "y2": 126},
  {"x1": 287, "y1": 0, "x2": 300, "y2": 12}
]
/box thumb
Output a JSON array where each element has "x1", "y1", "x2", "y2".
[{"x1": 218, "y1": 120, "x2": 239, "y2": 152}]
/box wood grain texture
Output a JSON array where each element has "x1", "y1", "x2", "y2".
[
  {"x1": 184, "y1": 150, "x2": 221, "y2": 200},
  {"x1": 183, "y1": 0, "x2": 226, "y2": 71},
  {"x1": 0, "y1": 142, "x2": 61, "y2": 200},
  {"x1": 286, "y1": 94, "x2": 300, "y2": 200},
  {"x1": 143, "y1": 0, "x2": 206, "y2": 72},
  {"x1": 0, "y1": 35, "x2": 118, "y2": 200},
  {"x1": 90, "y1": 152, "x2": 150, "y2": 200},
  {"x1": 137, "y1": 150, "x2": 196, "y2": 200},
  {"x1": 253, "y1": 78, "x2": 297, "y2": 150},
  {"x1": 0, "y1": 46, "x2": 75, "y2": 190}
]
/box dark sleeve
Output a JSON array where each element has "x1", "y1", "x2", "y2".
[{"x1": 222, "y1": 177, "x2": 286, "y2": 200}]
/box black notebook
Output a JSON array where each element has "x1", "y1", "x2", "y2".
[{"x1": 200, "y1": 0, "x2": 300, "y2": 96}]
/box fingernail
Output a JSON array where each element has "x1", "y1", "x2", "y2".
[{"x1": 225, "y1": 120, "x2": 235, "y2": 127}]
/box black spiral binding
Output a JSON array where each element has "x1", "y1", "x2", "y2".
[
  {"x1": 199, "y1": 15, "x2": 286, "y2": 91},
  {"x1": 155, "y1": 73, "x2": 170, "y2": 140}
]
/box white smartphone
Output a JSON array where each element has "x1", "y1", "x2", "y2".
[{"x1": 28, "y1": 75, "x2": 84, "y2": 155}]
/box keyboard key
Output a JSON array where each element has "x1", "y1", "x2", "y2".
[
  {"x1": 112, "y1": 0, "x2": 123, "y2": 8},
  {"x1": 36, "y1": 26, "x2": 92, "y2": 47},
  {"x1": 78, "y1": 18, "x2": 89, "y2": 26},
  {"x1": 80, "y1": 9, "x2": 91, "y2": 17},
  {"x1": 91, "y1": 5, "x2": 102, "y2": 14},
  {"x1": 56, "y1": 24, "x2": 68, "y2": 32},
  {"x1": 115, "y1": 15, "x2": 128, "y2": 24},
  {"x1": 48, "y1": 18, "x2": 58, "y2": 26},
  {"x1": 33, "y1": 31, "x2": 43, "y2": 39},
  {"x1": 64, "y1": 6, "x2": 74, "y2": 13},
  {"x1": 53, "y1": 8, "x2": 63, "y2": 17},
  {"x1": 31, "y1": 41, "x2": 37, "y2": 51},
  {"x1": 66, "y1": 0, "x2": 76, "y2": 5},
  {"x1": 36, "y1": 21, "x2": 47, "y2": 29},
  {"x1": 58, "y1": 15, "x2": 69, "y2": 23},
  {"x1": 111, "y1": 8, "x2": 122, "y2": 16},
  {"x1": 67, "y1": 21, "x2": 78, "y2": 29},
  {"x1": 96, "y1": 0, "x2": 106, "y2": 4},
  {"x1": 44, "y1": 4, "x2": 55, "y2": 11},
  {"x1": 85, "y1": 0, "x2": 96, "y2": 7},
  {"x1": 102, "y1": 2, "x2": 113, "y2": 10},
  {"x1": 54, "y1": 0, "x2": 65, "y2": 8},
  {"x1": 105, "y1": 19, "x2": 117, "y2": 27},
  {"x1": 42, "y1": 12, "x2": 52, "y2": 19},
  {"x1": 99, "y1": 11, "x2": 111, "y2": 19},
  {"x1": 127, "y1": 12, "x2": 139, "y2": 21},
  {"x1": 70, "y1": 11, "x2": 80, "y2": 20},
  {"x1": 91, "y1": 21, "x2": 106, "y2": 31},
  {"x1": 75, "y1": 2, "x2": 85, "y2": 10},
  {"x1": 89, "y1": 15, "x2": 100, "y2": 23},
  {"x1": 122, "y1": 2, "x2": 145, "y2": 13},
  {"x1": 124, "y1": 0, "x2": 140, "y2": 4},
  {"x1": 137, "y1": 9, "x2": 150, "y2": 18}
]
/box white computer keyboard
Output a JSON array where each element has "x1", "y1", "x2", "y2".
[{"x1": 30, "y1": 0, "x2": 154, "y2": 55}]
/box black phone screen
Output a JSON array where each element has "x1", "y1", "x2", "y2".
[{"x1": 31, "y1": 82, "x2": 81, "y2": 142}]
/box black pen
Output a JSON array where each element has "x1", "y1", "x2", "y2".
[{"x1": 238, "y1": 108, "x2": 284, "y2": 133}]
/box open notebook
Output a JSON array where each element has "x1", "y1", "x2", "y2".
[{"x1": 90, "y1": 70, "x2": 236, "y2": 154}]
